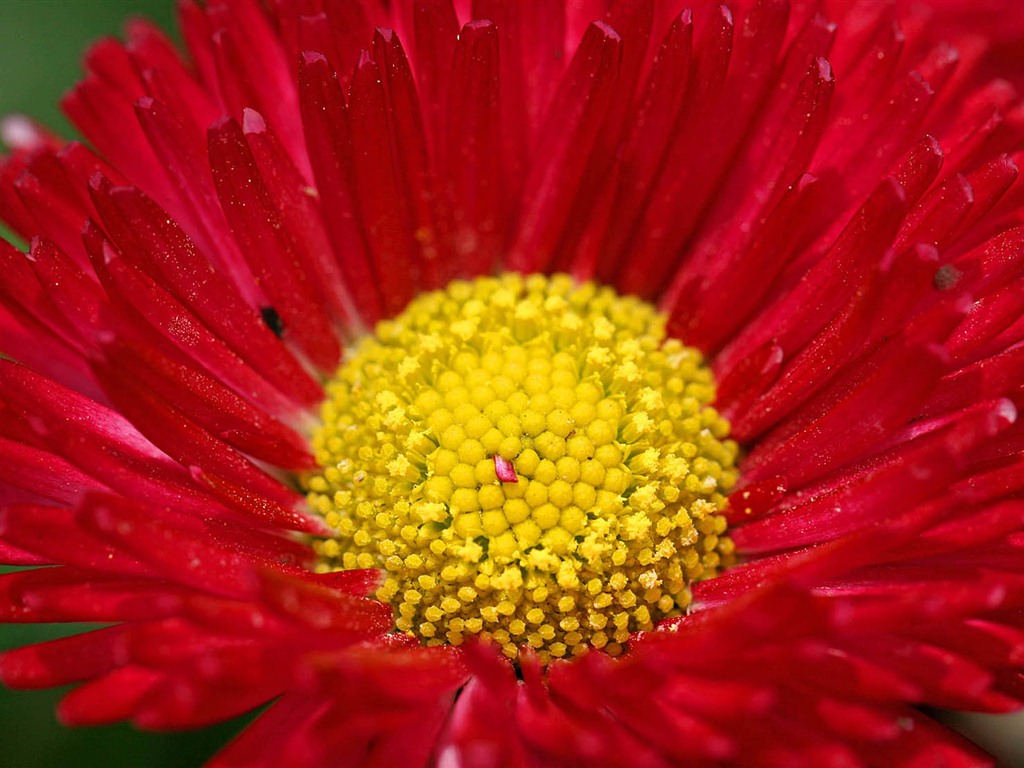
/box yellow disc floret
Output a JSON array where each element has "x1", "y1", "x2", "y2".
[{"x1": 304, "y1": 274, "x2": 738, "y2": 662}]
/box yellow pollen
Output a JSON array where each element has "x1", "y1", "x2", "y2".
[{"x1": 304, "y1": 274, "x2": 738, "y2": 662}]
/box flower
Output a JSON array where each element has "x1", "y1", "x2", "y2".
[{"x1": 2, "y1": 0, "x2": 1024, "y2": 765}]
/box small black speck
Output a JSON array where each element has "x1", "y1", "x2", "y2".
[{"x1": 261, "y1": 306, "x2": 285, "y2": 338}]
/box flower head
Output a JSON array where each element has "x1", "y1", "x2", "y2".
[{"x1": 2, "y1": 1, "x2": 1024, "y2": 765}]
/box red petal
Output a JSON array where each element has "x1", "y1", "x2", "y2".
[
  {"x1": 208, "y1": 116, "x2": 342, "y2": 372},
  {"x1": 297, "y1": 51, "x2": 383, "y2": 322},
  {"x1": 85, "y1": 226, "x2": 309, "y2": 420},
  {"x1": 58, "y1": 666, "x2": 162, "y2": 726},
  {"x1": 0, "y1": 626, "x2": 127, "y2": 689},
  {"x1": 90, "y1": 361, "x2": 318, "y2": 534},
  {"x1": 666, "y1": 52, "x2": 836, "y2": 320},
  {"x1": 372, "y1": 28, "x2": 451, "y2": 287},
  {"x1": 0, "y1": 240, "x2": 88, "y2": 360},
  {"x1": 0, "y1": 539, "x2": 50, "y2": 566},
  {"x1": 604, "y1": 5, "x2": 735, "y2": 293},
  {"x1": 257, "y1": 568, "x2": 393, "y2": 636},
  {"x1": 677, "y1": 173, "x2": 842, "y2": 353},
  {"x1": 95, "y1": 336, "x2": 313, "y2": 470},
  {"x1": 717, "y1": 176, "x2": 908, "y2": 377},
  {"x1": 895, "y1": 173, "x2": 974, "y2": 253},
  {"x1": 88, "y1": 178, "x2": 324, "y2": 408},
  {"x1": 604, "y1": 10, "x2": 693, "y2": 283},
  {"x1": 12, "y1": 152, "x2": 93, "y2": 268},
  {"x1": 243, "y1": 108, "x2": 362, "y2": 330},
  {"x1": 0, "y1": 505, "x2": 150, "y2": 576},
  {"x1": 729, "y1": 244, "x2": 940, "y2": 441},
  {"x1": 303, "y1": 569, "x2": 385, "y2": 598},
  {"x1": 735, "y1": 399, "x2": 1014, "y2": 553},
  {"x1": 205, "y1": 692, "x2": 330, "y2": 768},
  {"x1": 412, "y1": 0, "x2": 459, "y2": 154},
  {"x1": 507, "y1": 21, "x2": 623, "y2": 273},
  {"x1": 741, "y1": 339, "x2": 946, "y2": 489},
  {"x1": 131, "y1": 642, "x2": 290, "y2": 729},
  {"x1": 444, "y1": 20, "x2": 502, "y2": 278},
  {"x1": 205, "y1": 0, "x2": 310, "y2": 180},
  {"x1": 0, "y1": 361, "x2": 216, "y2": 511},
  {"x1": 0, "y1": 568, "x2": 182, "y2": 623},
  {"x1": 928, "y1": 345, "x2": 1024, "y2": 419},
  {"x1": 26, "y1": 237, "x2": 109, "y2": 349},
  {"x1": 126, "y1": 19, "x2": 219, "y2": 131},
  {"x1": 0, "y1": 437, "x2": 111, "y2": 505},
  {"x1": 133, "y1": 96, "x2": 262, "y2": 304},
  {"x1": 347, "y1": 50, "x2": 423, "y2": 315},
  {"x1": 78, "y1": 495, "x2": 262, "y2": 598},
  {"x1": 550, "y1": 1, "x2": 653, "y2": 274}
]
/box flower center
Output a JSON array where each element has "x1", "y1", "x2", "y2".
[{"x1": 304, "y1": 274, "x2": 738, "y2": 661}]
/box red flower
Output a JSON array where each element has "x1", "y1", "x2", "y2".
[{"x1": 3, "y1": 0, "x2": 1024, "y2": 765}]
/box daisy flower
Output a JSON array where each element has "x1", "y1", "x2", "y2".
[{"x1": 3, "y1": 0, "x2": 1024, "y2": 765}]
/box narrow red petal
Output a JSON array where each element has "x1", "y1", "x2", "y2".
[
  {"x1": 78, "y1": 495, "x2": 262, "y2": 599},
  {"x1": 0, "y1": 626, "x2": 127, "y2": 689},
  {"x1": 0, "y1": 361, "x2": 220, "y2": 511},
  {"x1": 208, "y1": 116, "x2": 342, "y2": 372},
  {"x1": 133, "y1": 96, "x2": 263, "y2": 305},
  {"x1": 0, "y1": 505, "x2": 151, "y2": 577},
  {"x1": 507, "y1": 21, "x2": 623, "y2": 272},
  {"x1": 605, "y1": 6, "x2": 735, "y2": 292},
  {"x1": 716, "y1": 177, "x2": 908, "y2": 377},
  {"x1": 0, "y1": 437, "x2": 111, "y2": 505},
  {"x1": 88, "y1": 178, "x2": 324, "y2": 408},
  {"x1": 444, "y1": 20, "x2": 502, "y2": 277},
  {"x1": 605, "y1": 10, "x2": 693, "y2": 284},
  {"x1": 347, "y1": 50, "x2": 423, "y2": 314},
  {"x1": 90, "y1": 360, "x2": 316, "y2": 533},
  {"x1": 740, "y1": 340, "x2": 948, "y2": 489},
  {"x1": 94, "y1": 336, "x2": 314, "y2": 470},
  {"x1": 205, "y1": 0, "x2": 311, "y2": 181},
  {"x1": 0, "y1": 568, "x2": 182, "y2": 623},
  {"x1": 243, "y1": 108, "x2": 362, "y2": 330},
  {"x1": 373, "y1": 28, "x2": 451, "y2": 287},
  {"x1": 84, "y1": 226, "x2": 309, "y2": 419},
  {"x1": 58, "y1": 666, "x2": 162, "y2": 726},
  {"x1": 735, "y1": 399, "x2": 1014, "y2": 553},
  {"x1": 297, "y1": 51, "x2": 383, "y2": 322},
  {"x1": 257, "y1": 569, "x2": 393, "y2": 636},
  {"x1": 549, "y1": 1, "x2": 653, "y2": 274}
]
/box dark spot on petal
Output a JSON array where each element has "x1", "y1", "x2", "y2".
[
  {"x1": 933, "y1": 264, "x2": 962, "y2": 291},
  {"x1": 261, "y1": 306, "x2": 285, "y2": 337}
]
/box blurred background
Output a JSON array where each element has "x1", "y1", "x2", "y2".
[
  {"x1": 0, "y1": 1, "x2": 1023, "y2": 766},
  {"x1": 0, "y1": 0, "x2": 173, "y2": 137}
]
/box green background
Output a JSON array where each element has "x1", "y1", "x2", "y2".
[{"x1": 1, "y1": 1, "x2": 1024, "y2": 766}]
